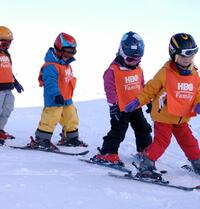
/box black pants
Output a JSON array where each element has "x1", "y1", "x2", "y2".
[{"x1": 100, "y1": 108, "x2": 152, "y2": 154}]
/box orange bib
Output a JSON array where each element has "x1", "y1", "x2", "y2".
[
  {"x1": 38, "y1": 62, "x2": 76, "y2": 100},
  {"x1": 166, "y1": 67, "x2": 198, "y2": 116},
  {"x1": 113, "y1": 64, "x2": 143, "y2": 111},
  {"x1": 0, "y1": 52, "x2": 14, "y2": 83}
]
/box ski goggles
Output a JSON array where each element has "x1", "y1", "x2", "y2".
[
  {"x1": 179, "y1": 47, "x2": 198, "y2": 57},
  {"x1": 120, "y1": 46, "x2": 142, "y2": 63},
  {"x1": 0, "y1": 40, "x2": 12, "y2": 50},
  {"x1": 62, "y1": 47, "x2": 77, "y2": 55},
  {"x1": 125, "y1": 56, "x2": 141, "y2": 63}
]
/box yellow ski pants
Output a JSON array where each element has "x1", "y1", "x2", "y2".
[{"x1": 38, "y1": 104, "x2": 79, "y2": 133}]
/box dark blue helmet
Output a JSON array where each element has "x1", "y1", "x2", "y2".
[{"x1": 119, "y1": 31, "x2": 144, "y2": 58}]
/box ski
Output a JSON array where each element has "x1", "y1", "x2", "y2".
[
  {"x1": 108, "y1": 172, "x2": 200, "y2": 191},
  {"x1": 8, "y1": 145, "x2": 89, "y2": 156},
  {"x1": 79, "y1": 158, "x2": 132, "y2": 173}
]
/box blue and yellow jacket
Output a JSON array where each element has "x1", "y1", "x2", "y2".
[{"x1": 39, "y1": 48, "x2": 76, "y2": 107}]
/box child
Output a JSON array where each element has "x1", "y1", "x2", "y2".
[
  {"x1": 27, "y1": 32, "x2": 87, "y2": 150},
  {"x1": 125, "y1": 33, "x2": 200, "y2": 177},
  {"x1": 0, "y1": 26, "x2": 24, "y2": 144},
  {"x1": 93, "y1": 31, "x2": 152, "y2": 165}
]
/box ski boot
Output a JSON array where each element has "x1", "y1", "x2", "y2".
[
  {"x1": 131, "y1": 152, "x2": 143, "y2": 169},
  {"x1": 57, "y1": 131, "x2": 88, "y2": 147},
  {"x1": 0, "y1": 130, "x2": 15, "y2": 145},
  {"x1": 0, "y1": 130, "x2": 15, "y2": 139},
  {"x1": 92, "y1": 153, "x2": 124, "y2": 166},
  {"x1": 191, "y1": 158, "x2": 200, "y2": 175},
  {"x1": 26, "y1": 136, "x2": 59, "y2": 151},
  {"x1": 134, "y1": 152, "x2": 143, "y2": 162},
  {"x1": 92, "y1": 148, "x2": 124, "y2": 166},
  {"x1": 137, "y1": 154, "x2": 162, "y2": 180}
]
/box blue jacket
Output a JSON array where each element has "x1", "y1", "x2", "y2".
[{"x1": 41, "y1": 47, "x2": 75, "y2": 107}]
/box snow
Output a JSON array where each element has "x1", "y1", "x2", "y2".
[{"x1": 1, "y1": 98, "x2": 200, "y2": 209}]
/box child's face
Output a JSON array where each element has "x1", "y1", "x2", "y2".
[
  {"x1": 175, "y1": 55, "x2": 195, "y2": 67},
  {"x1": 61, "y1": 47, "x2": 76, "y2": 62}
]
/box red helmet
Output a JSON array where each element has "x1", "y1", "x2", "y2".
[{"x1": 54, "y1": 33, "x2": 77, "y2": 51}]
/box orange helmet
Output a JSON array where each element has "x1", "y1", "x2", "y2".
[{"x1": 0, "y1": 26, "x2": 13, "y2": 41}]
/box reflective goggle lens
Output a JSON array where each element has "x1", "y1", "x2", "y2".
[
  {"x1": 125, "y1": 56, "x2": 141, "y2": 63},
  {"x1": 62, "y1": 48, "x2": 76, "y2": 55},
  {"x1": 119, "y1": 46, "x2": 142, "y2": 63},
  {"x1": 180, "y1": 47, "x2": 198, "y2": 57},
  {"x1": 0, "y1": 40, "x2": 11, "y2": 49}
]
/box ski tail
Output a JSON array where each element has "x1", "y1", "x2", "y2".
[
  {"x1": 8, "y1": 145, "x2": 89, "y2": 156},
  {"x1": 108, "y1": 172, "x2": 200, "y2": 191}
]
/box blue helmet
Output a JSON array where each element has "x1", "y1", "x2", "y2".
[{"x1": 119, "y1": 31, "x2": 144, "y2": 58}]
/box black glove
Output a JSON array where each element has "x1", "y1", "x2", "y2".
[
  {"x1": 109, "y1": 105, "x2": 121, "y2": 121},
  {"x1": 146, "y1": 102, "x2": 152, "y2": 114},
  {"x1": 14, "y1": 79, "x2": 24, "y2": 93},
  {"x1": 54, "y1": 95, "x2": 65, "y2": 105}
]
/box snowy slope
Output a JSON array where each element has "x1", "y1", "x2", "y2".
[{"x1": 0, "y1": 99, "x2": 200, "y2": 209}]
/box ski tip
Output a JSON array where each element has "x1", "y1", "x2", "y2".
[
  {"x1": 77, "y1": 150, "x2": 89, "y2": 155},
  {"x1": 79, "y1": 158, "x2": 92, "y2": 162},
  {"x1": 56, "y1": 149, "x2": 89, "y2": 156}
]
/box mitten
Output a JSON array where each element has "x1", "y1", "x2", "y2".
[
  {"x1": 54, "y1": 95, "x2": 65, "y2": 105},
  {"x1": 194, "y1": 103, "x2": 200, "y2": 114},
  {"x1": 109, "y1": 105, "x2": 121, "y2": 121},
  {"x1": 125, "y1": 99, "x2": 140, "y2": 113},
  {"x1": 14, "y1": 79, "x2": 24, "y2": 93}
]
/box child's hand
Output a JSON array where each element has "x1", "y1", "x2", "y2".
[
  {"x1": 125, "y1": 99, "x2": 140, "y2": 113},
  {"x1": 14, "y1": 79, "x2": 24, "y2": 93},
  {"x1": 194, "y1": 103, "x2": 200, "y2": 114},
  {"x1": 54, "y1": 95, "x2": 65, "y2": 105},
  {"x1": 109, "y1": 105, "x2": 121, "y2": 121}
]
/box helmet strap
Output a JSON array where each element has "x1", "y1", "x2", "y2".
[{"x1": 175, "y1": 63, "x2": 192, "y2": 76}]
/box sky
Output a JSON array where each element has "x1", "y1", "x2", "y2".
[{"x1": 1, "y1": 0, "x2": 200, "y2": 107}]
